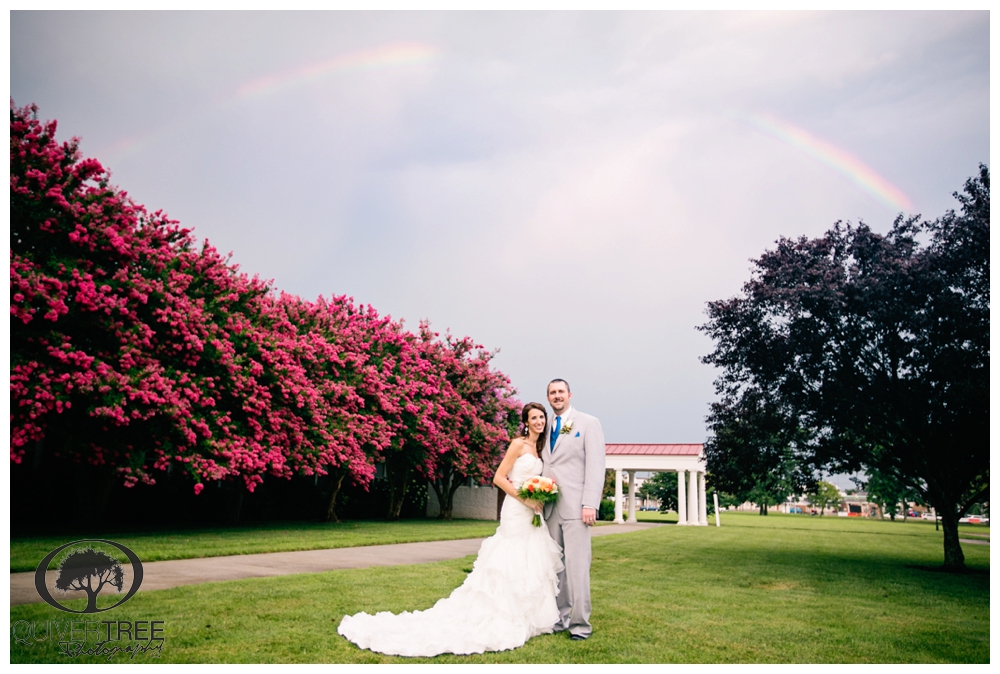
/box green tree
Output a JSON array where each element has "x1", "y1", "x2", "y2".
[
  {"x1": 710, "y1": 488, "x2": 742, "y2": 515},
  {"x1": 602, "y1": 469, "x2": 616, "y2": 500},
  {"x1": 704, "y1": 388, "x2": 813, "y2": 515},
  {"x1": 639, "y1": 472, "x2": 678, "y2": 512},
  {"x1": 808, "y1": 481, "x2": 842, "y2": 516},
  {"x1": 856, "y1": 467, "x2": 920, "y2": 521}
]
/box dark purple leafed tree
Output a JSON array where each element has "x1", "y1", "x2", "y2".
[{"x1": 700, "y1": 166, "x2": 989, "y2": 570}]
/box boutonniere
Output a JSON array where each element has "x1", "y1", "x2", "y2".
[{"x1": 559, "y1": 420, "x2": 574, "y2": 435}]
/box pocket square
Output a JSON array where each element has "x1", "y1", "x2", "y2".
[{"x1": 575, "y1": 431, "x2": 580, "y2": 437}]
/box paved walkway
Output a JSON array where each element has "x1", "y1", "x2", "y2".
[{"x1": 11, "y1": 522, "x2": 662, "y2": 607}]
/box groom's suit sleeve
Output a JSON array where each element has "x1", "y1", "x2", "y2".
[{"x1": 582, "y1": 417, "x2": 607, "y2": 511}]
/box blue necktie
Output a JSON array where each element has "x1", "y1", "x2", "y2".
[{"x1": 550, "y1": 416, "x2": 562, "y2": 450}]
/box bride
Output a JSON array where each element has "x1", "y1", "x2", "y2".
[{"x1": 337, "y1": 402, "x2": 564, "y2": 657}]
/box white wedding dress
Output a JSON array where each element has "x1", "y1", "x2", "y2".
[{"x1": 338, "y1": 453, "x2": 564, "y2": 657}]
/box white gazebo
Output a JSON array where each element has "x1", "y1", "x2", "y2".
[{"x1": 606, "y1": 444, "x2": 708, "y2": 525}]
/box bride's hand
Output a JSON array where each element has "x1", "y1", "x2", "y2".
[{"x1": 522, "y1": 498, "x2": 543, "y2": 514}]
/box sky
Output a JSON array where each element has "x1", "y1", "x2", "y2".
[{"x1": 10, "y1": 11, "x2": 989, "y2": 447}]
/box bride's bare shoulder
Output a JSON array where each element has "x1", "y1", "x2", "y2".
[
  {"x1": 504, "y1": 436, "x2": 529, "y2": 457},
  {"x1": 510, "y1": 437, "x2": 534, "y2": 454}
]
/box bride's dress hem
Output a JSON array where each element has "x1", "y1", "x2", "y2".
[{"x1": 337, "y1": 454, "x2": 563, "y2": 658}]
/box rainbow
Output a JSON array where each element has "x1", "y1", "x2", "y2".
[
  {"x1": 95, "y1": 42, "x2": 441, "y2": 164},
  {"x1": 236, "y1": 42, "x2": 441, "y2": 101},
  {"x1": 749, "y1": 113, "x2": 913, "y2": 212}
]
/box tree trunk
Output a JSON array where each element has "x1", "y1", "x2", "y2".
[
  {"x1": 324, "y1": 470, "x2": 347, "y2": 523},
  {"x1": 32, "y1": 438, "x2": 45, "y2": 469},
  {"x1": 940, "y1": 510, "x2": 966, "y2": 570},
  {"x1": 759, "y1": 502, "x2": 768, "y2": 515},
  {"x1": 430, "y1": 477, "x2": 449, "y2": 520},
  {"x1": 387, "y1": 481, "x2": 406, "y2": 520},
  {"x1": 445, "y1": 479, "x2": 465, "y2": 520},
  {"x1": 231, "y1": 486, "x2": 244, "y2": 524},
  {"x1": 385, "y1": 457, "x2": 410, "y2": 521},
  {"x1": 431, "y1": 468, "x2": 456, "y2": 520},
  {"x1": 94, "y1": 470, "x2": 116, "y2": 524},
  {"x1": 78, "y1": 464, "x2": 116, "y2": 525}
]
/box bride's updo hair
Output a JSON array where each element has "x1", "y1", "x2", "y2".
[{"x1": 520, "y1": 402, "x2": 548, "y2": 455}]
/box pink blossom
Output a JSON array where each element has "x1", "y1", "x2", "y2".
[{"x1": 10, "y1": 101, "x2": 520, "y2": 503}]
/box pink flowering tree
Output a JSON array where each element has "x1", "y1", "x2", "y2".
[
  {"x1": 10, "y1": 104, "x2": 379, "y2": 506},
  {"x1": 274, "y1": 293, "x2": 400, "y2": 521},
  {"x1": 11, "y1": 102, "x2": 523, "y2": 525},
  {"x1": 11, "y1": 102, "x2": 218, "y2": 509},
  {"x1": 425, "y1": 330, "x2": 520, "y2": 520},
  {"x1": 359, "y1": 319, "x2": 449, "y2": 520}
]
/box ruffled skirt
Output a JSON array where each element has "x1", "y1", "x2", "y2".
[{"x1": 338, "y1": 498, "x2": 563, "y2": 657}]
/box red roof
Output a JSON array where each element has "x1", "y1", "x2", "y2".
[{"x1": 606, "y1": 443, "x2": 703, "y2": 456}]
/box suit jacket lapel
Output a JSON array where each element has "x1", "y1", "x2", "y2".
[{"x1": 551, "y1": 411, "x2": 575, "y2": 455}]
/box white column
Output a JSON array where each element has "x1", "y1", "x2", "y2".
[
  {"x1": 688, "y1": 469, "x2": 699, "y2": 525},
  {"x1": 614, "y1": 469, "x2": 624, "y2": 523},
  {"x1": 698, "y1": 471, "x2": 708, "y2": 525},
  {"x1": 677, "y1": 470, "x2": 687, "y2": 525},
  {"x1": 627, "y1": 470, "x2": 637, "y2": 522}
]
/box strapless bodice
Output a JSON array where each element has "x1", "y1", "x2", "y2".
[{"x1": 509, "y1": 453, "x2": 543, "y2": 488}]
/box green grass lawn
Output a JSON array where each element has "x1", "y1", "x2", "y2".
[
  {"x1": 10, "y1": 512, "x2": 988, "y2": 663},
  {"x1": 10, "y1": 519, "x2": 501, "y2": 572},
  {"x1": 635, "y1": 511, "x2": 677, "y2": 523},
  {"x1": 634, "y1": 510, "x2": 990, "y2": 540}
]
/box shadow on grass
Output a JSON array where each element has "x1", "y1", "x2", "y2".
[
  {"x1": 904, "y1": 565, "x2": 990, "y2": 576},
  {"x1": 599, "y1": 525, "x2": 989, "y2": 602},
  {"x1": 730, "y1": 525, "x2": 943, "y2": 540}
]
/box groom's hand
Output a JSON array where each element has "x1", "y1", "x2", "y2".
[{"x1": 582, "y1": 507, "x2": 596, "y2": 526}]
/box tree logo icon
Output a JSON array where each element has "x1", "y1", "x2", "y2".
[{"x1": 34, "y1": 539, "x2": 144, "y2": 613}]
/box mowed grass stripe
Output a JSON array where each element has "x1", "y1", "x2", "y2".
[{"x1": 10, "y1": 514, "x2": 988, "y2": 663}]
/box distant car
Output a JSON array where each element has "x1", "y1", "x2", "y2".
[
  {"x1": 961, "y1": 516, "x2": 989, "y2": 524},
  {"x1": 921, "y1": 513, "x2": 938, "y2": 521},
  {"x1": 907, "y1": 511, "x2": 920, "y2": 518}
]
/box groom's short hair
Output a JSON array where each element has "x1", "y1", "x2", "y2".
[{"x1": 548, "y1": 378, "x2": 571, "y2": 393}]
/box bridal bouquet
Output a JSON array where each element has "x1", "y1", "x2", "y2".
[{"x1": 518, "y1": 476, "x2": 559, "y2": 527}]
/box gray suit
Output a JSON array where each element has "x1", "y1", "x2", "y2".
[{"x1": 541, "y1": 407, "x2": 606, "y2": 638}]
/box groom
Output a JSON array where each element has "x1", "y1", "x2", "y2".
[{"x1": 541, "y1": 378, "x2": 606, "y2": 640}]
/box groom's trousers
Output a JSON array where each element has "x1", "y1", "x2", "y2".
[{"x1": 545, "y1": 514, "x2": 593, "y2": 638}]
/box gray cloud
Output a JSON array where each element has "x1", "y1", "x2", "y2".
[{"x1": 11, "y1": 10, "x2": 988, "y2": 444}]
